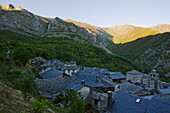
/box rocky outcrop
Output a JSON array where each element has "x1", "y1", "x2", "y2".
[
  {"x1": 136, "y1": 38, "x2": 170, "y2": 73},
  {"x1": 45, "y1": 17, "x2": 96, "y2": 43},
  {"x1": 0, "y1": 4, "x2": 112, "y2": 54},
  {"x1": 0, "y1": 81, "x2": 34, "y2": 112},
  {"x1": 0, "y1": 9, "x2": 47, "y2": 36}
]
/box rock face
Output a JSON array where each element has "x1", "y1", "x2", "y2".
[
  {"x1": 0, "y1": 81, "x2": 33, "y2": 112},
  {"x1": 0, "y1": 9, "x2": 47, "y2": 36},
  {"x1": 0, "y1": 4, "x2": 112, "y2": 54},
  {"x1": 45, "y1": 17, "x2": 96, "y2": 43},
  {"x1": 136, "y1": 37, "x2": 170, "y2": 73}
]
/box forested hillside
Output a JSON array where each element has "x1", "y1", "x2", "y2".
[{"x1": 0, "y1": 30, "x2": 139, "y2": 74}]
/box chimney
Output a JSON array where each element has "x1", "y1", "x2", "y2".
[
  {"x1": 81, "y1": 80, "x2": 85, "y2": 85},
  {"x1": 154, "y1": 80, "x2": 158, "y2": 91},
  {"x1": 108, "y1": 91, "x2": 112, "y2": 107},
  {"x1": 96, "y1": 75, "x2": 99, "y2": 81},
  {"x1": 42, "y1": 69, "x2": 45, "y2": 74}
]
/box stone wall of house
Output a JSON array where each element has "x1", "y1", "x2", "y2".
[
  {"x1": 78, "y1": 86, "x2": 90, "y2": 101},
  {"x1": 135, "y1": 89, "x2": 152, "y2": 96},
  {"x1": 86, "y1": 90, "x2": 109, "y2": 111},
  {"x1": 126, "y1": 74, "x2": 143, "y2": 83}
]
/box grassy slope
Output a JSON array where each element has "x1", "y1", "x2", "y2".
[
  {"x1": 105, "y1": 24, "x2": 160, "y2": 44},
  {"x1": 0, "y1": 30, "x2": 139, "y2": 74},
  {"x1": 149, "y1": 24, "x2": 170, "y2": 33},
  {"x1": 111, "y1": 32, "x2": 170, "y2": 59}
]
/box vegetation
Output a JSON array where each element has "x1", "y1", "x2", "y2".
[
  {"x1": 111, "y1": 32, "x2": 170, "y2": 82},
  {"x1": 111, "y1": 32, "x2": 170, "y2": 60},
  {"x1": 106, "y1": 25, "x2": 160, "y2": 44},
  {"x1": 0, "y1": 30, "x2": 140, "y2": 74},
  {"x1": 60, "y1": 88, "x2": 85, "y2": 113}
]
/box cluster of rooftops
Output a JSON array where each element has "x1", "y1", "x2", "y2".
[{"x1": 29, "y1": 57, "x2": 170, "y2": 112}]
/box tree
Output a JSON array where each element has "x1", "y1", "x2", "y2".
[
  {"x1": 12, "y1": 46, "x2": 31, "y2": 65},
  {"x1": 70, "y1": 98, "x2": 85, "y2": 113},
  {"x1": 60, "y1": 88, "x2": 85, "y2": 113}
]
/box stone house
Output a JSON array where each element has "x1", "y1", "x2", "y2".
[
  {"x1": 39, "y1": 68, "x2": 63, "y2": 79},
  {"x1": 108, "y1": 72, "x2": 126, "y2": 82},
  {"x1": 61, "y1": 61, "x2": 80, "y2": 76},
  {"x1": 63, "y1": 81, "x2": 90, "y2": 101},
  {"x1": 86, "y1": 88, "x2": 112, "y2": 111},
  {"x1": 126, "y1": 70, "x2": 143, "y2": 83},
  {"x1": 119, "y1": 82, "x2": 152, "y2": 96},
  {"x1": 126, "y1": 69, "x2": 161, "y2": 90}
]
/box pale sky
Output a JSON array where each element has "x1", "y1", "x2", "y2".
[{"x1": 1, "y1": 0, "x2": 170, "y2": 27}]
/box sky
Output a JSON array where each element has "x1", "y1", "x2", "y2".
[{"x1": 1, "y1": 0, "x2": 170, "y2": 27}]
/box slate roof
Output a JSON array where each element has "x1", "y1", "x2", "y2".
[
  {"x1": 100, "y1": 77, "x2": 115, "y2": 87},
  {"x1": 146, "y1": 96, "x2": 170, "y2": 113},
  {"x1": 84, "y1": 67, "x2": 102, "y2": 73},
  {"x1": 39, "y1": 68, "x2": 63, "y2": 79},
  {"x1": 106, "y1": 91, "x2": 150, "y2": 113},
  {"x1": 159, "y1": 88, "x2": 170, "y2": 94},
  {"x1": 154, "y1": 94, "x2": 170, "y2": 101},
  {"x1": 47, "y1": 59, "x2": 64, "y2": 65},
  {"x1": 119, "y1": 82, "x2": 144, "y2": 94},
  {"x1": 105, "y1": 91, "x2": 170, "y2": 113},
  {"x1": 143, "y1": 74, "x2": 150, "y2": 79},
  {"x1": 61, "y1": 65, "x2": 79, "y2": 70},
  {"x1": 109, "y1": 72, "x2": 126, "y2": 80},
  {"x1": 99, "y1": 69, "x2": 111, "y2": 75},
  {"x1": 65, "y1": 82, "x2": 84, "y2": 92},
  {"x1": 65, "y1": 61, "x2": 76, "y2": 65},
  {"x1": 73, "y1": 72, "x2": 105, "y2": 87},
  {"x1": 127, "y1": 70, "x2": 143, "y2": 75},
  {"x1": 78, "y1": 66, "x2": 85, "y2": 70},
  {"x1": 36, "y1": 76, "x2": 75, "y2": 98}
]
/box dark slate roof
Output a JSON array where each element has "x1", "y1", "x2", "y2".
[
  {"x1": 99, "y1": 69, "x2": 111, "y2": 75},
  {"x1": 61, "y1": 65, "x2": 79, "y2": 70},
  {"x1": 48, "y1": 59, "x2": 64, "y2": 65},
  {"x1": 100, "y1": 77, "x2": 115, "y2": 87},
  {"x1": 159, "y1": 88, "x2": 170, "y2": 94},
  {"x1": 106, "y1": 91, "x2": 150, "y2": 113},
  {"x1": 127, "y1": 70, "x2": 143, "y2": 75},
  {"x1": 154, "y1": 94, "x2": 170, "y2": 101},
  {"x1": 143, "y1": 74, "x2": 150, "y2": 79},
  {"x1": 73, "y1": 72, "x2": 105, "y2": 87},
  {"x1": 78, "y1": 66, "x2": 85, "y2": 70},
  {"x1": 119, "y1": 82, "x2": 144, "y2": 94},
  {"x1": 36, "y1": 76, "x2": 75, "y2": 98},
  {"x1": 65, "y1": 82, "x2": 84, "y2": 92},
  {"x1": 84, "y1": 67, "x2": 102, "y2": 73},
  {"x1": 146, "y1": 96, "x2": 170, "y2": 113},
  {"x1": 66, "y1": 61, "x2": 76, "y2": 65},
  {"x1": 39, "y1": 68, "x2": 63, "y2": 79},
  {"x1": 109, "y1": 72, "x2": 126, "y2": 80},
  {"x1": 30, "y1": 57, "x2": 47, "y2": 63}
]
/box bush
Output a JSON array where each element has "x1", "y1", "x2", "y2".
[
  {"x1": 70, "y1": 99, "x2": 85, "y2": 113},
  {"x1": 31, "y1": 95, "x2": 49, "y2": 113}
]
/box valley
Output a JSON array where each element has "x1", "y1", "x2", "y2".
[{"x1": 0, "y1": 4, "x2": 170, "y2": 113}]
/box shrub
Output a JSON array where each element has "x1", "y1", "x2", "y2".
[{"x1": 31, "y1": 95, "x2": 49, "y2": 113}]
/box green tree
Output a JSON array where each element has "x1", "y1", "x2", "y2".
[
  {"x1": 12, "y1": 46, "x2": 31, "y2": 65},
  {"x1": 70, "y1": 99, "x2": 85, "y2": 113},
  {"x1": 60, "y1": 88, "x2": 85, "y2": 113}
]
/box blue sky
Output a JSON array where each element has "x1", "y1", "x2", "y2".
[{"x1": 1, "y1": 0, "x2": 170, "y2": 27}]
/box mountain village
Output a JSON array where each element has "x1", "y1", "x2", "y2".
[{"x1": 29, "y1": 57, "x2": 170, "y2": 113}]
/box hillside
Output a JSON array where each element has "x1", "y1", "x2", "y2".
[
  {"x1": 0, "y1": 5, "x2": 112, "y2": 54},
  {"x1": 111, "y1": 32, "x2": 170, "y2": 77},
  {"x1": 104, "y1": 24, "x2": 160, "y2": 44},
  {"x1": 0, "y1": 30, "x2": 139, "y2": 73},
  {"x1": 65, "y1": 19, "x2": 114, "y2": 51},
  {"x1": 149, "y1": 24, "x2": 170, "y2": 33}
]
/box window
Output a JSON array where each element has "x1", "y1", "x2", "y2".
[{"x1": 136, "y1": 98, "x2": 141, "y2": 103}]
